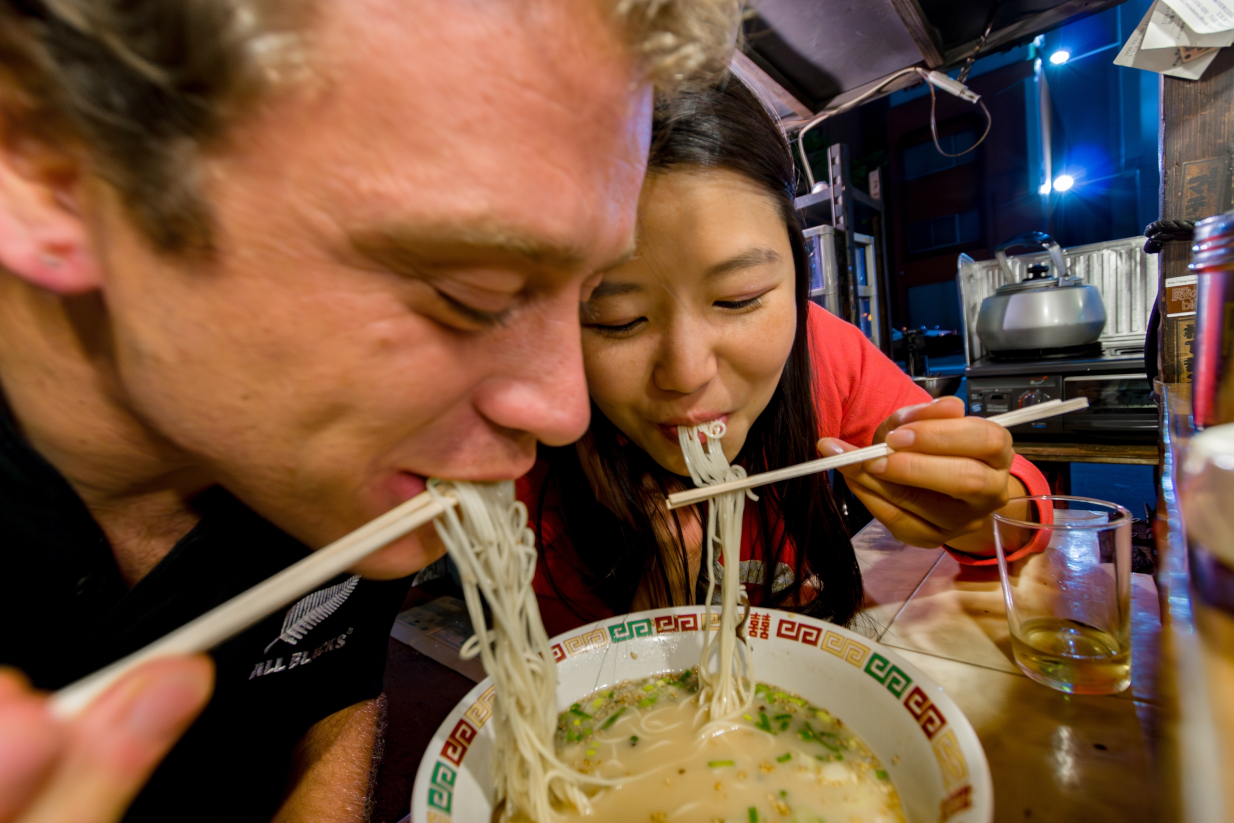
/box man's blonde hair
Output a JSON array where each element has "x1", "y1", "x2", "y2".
[{"x1": 0, "y1": 0, "x2": 740, "y2": 254}]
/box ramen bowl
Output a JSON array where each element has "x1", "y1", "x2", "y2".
[{"x1": 411, "y1": 606, "x2": 992, "y2": 823}]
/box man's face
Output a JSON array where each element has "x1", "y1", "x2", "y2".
[{"x1": 86, "y1": 0, "x2": 650, "y2": 576}]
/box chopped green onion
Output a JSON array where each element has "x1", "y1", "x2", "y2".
[
  {"x1": 642, "y1": 682, "x2": 656, "y2": 691},
  {"x1": 748, "y1": 807, "x2": 758, "y2": 823},
  {"x1": 708, "y1": 760, "x2": 735, "y2": 768},
  {"x1": 876, "y1": 769, "x2": 889, "y2": 780},
  {"x1": 785, "y1": 696, "x2": 807, "y2": 706},
  {"x1": 568, "y1": 704, "x2": 592, "y2": 719},
  {"x1": 776, "y1": 753, "x2": 792, "y2": 763},
  {"x1": 630, "y1": 736, "x2": 639, "y2": 745},
  {"x1": 773, "y1": 713, "x2": 792, "y2": 721},
  {"x1": 600, "y1": 706, "x2": 627, "y2": 730},
  {"x1": 638, "y1": 695, "x2": 658, "y2": 708}
]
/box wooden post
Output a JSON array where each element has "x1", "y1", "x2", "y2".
[{"x1": 1160, "y1": 49, "x2": 1234, "y2": 384}]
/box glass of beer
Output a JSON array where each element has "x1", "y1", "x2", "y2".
[{"x1": 993, "y1": 496, "x2": 1133, "y2": 695}]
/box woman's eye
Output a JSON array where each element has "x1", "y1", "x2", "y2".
[
  {"x1": 585, "y1": 317, "x2": 646, "y2": 336},
  {"x1": 715, "y1": 294, "x2": 765, "y2": 311}
]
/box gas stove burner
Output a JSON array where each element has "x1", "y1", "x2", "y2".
[{"x1": 986, "y1": 342, "x2": 1104, "y2": 362}]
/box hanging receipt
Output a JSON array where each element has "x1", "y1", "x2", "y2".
[
  {"x1": 1117, "y1": 0, "x2": 1233, "y2": 79},
  {"x1": 1161, "y1": 0, "x2": 1234, "y2": 34}
]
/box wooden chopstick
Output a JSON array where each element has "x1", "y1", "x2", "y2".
[
  {"x1": 665, "y1": 397, "x2": 1089, "y2": 510},
  {"x1": 51, "y1": 488, "x2": 456, "y2": 718}
]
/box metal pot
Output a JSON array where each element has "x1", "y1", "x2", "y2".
[
  {"x1": 912, "y1": 374, "x2": 963, "y2": 398},
  {"x1": 975, "y1": 231, "x2": 1107, "y2": 353}
]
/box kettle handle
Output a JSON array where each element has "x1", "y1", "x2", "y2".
[{"x1": 994, "y1": 231, "x2": 1069, "y2": 285}]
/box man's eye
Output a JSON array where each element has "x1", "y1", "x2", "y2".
[
  {"x1": 584, "y1": 317, "x2": 646, "y2": 336},
  {"x1": 432, "y1": 288, "x2": 508, "y2": 329},
  {"x1": 715, "y1": 294, "x2": 765, "y2": 311}
]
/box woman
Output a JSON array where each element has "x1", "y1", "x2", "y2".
[{"x1": 520, "y1": 78, "x2": 1048, "y2": 637}]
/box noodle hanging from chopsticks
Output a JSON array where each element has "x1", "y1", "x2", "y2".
[
  {"x1": 677, "y1": 421, "x2": 756, "y2": 719},
  {"x1": 428, "y1": 480, "x2": 613, "y2": 822}
]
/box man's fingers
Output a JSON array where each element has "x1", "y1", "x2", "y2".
[
  {"x1": 0, "y1": 689, "x2": 61, "y2": 821},
  {"x1": 19, "y1": 656, "x2": 213, "y2": 823},
  {"x1": 883, "y1": 416, "x2": 1013, "y2": 469}
]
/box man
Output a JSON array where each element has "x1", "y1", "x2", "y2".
[{"x1": 0, "y1": 1, "x2": 738, "y2": 821}]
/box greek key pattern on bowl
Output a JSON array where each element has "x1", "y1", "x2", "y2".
[
  {"x1": 903, "y1": 685, "x2": 947, "y2": 739},
  {"x1": 427, "y1": 761, "x2": 456, "y2": 815},
  {"x1": 864, "y1": 652, "x2": 913, "y2": 697},
  {"x1": 463, "y1": 686, "x2": 496, "y2": 729},
  {"x1": 562, "y1": 627, "x2": 609, "y2": 657},
  {"x1": 932, "y1": 728, "x2": 970, "y2": 790},
  {"x1": 941, "y1": 784, "x2": 974, "y2": 819},
  {"x1": 440, "y1": 717, "x2": 477, "y2": 766},
  {"x1": 607, "y1": 618, "x2": 653, "y2": 643}
]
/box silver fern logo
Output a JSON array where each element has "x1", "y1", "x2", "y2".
[{"x1": 264, "y1": 575, "x2": 361, "y2": 653}]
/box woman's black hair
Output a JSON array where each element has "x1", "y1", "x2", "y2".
[{"x1": 535, "y1": 76, "x2": 862, "y2": 626}]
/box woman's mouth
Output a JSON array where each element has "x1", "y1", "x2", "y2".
[{"x1": 656, "y1": 414, "x2": 729, "y2": 445}]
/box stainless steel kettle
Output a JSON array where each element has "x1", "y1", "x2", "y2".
[{"x1": 975, "y1": 231, "x2": 1107, "y2": 353}]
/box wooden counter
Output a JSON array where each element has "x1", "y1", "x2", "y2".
[{"x1": 374, "y1": 522, "x2": 1165, "y2": 822}]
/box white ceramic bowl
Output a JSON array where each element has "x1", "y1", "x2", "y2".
[{"x1": 411, "y1": 606, "x2": 992, "y2": 823}]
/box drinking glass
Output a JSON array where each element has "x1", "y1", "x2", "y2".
[{"x1": 992, "y1": 496, "x2": 1133, "y2": 695}]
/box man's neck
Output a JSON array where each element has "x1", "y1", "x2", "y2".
[{"x1": 0, "y1": 275, "x2": 212, "y2": 585}]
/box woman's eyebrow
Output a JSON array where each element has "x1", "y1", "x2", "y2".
[{"x1": 703, "y1": 247, "x2": 781, "y2": 278}]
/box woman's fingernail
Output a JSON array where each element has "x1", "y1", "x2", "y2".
[
  {"x1": 867, "y1": 458, "x2": 889, "y2": 474},
  {"x1": 885, "y1": 429, "x2": 915, "y2": 448},
  {"x1": 818, "y1": 439, "x2": 845, "y2": 456},
  {"x1": 124, "y1": 670, "x2": 211, "y2": 742}
]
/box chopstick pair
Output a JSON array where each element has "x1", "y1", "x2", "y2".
[
  {"x1": 51, "y1": 489, "x2": 457, "y2": 718},
  {"x1": 664, "y1": 397, "x2": 1089, "y2": 510}
]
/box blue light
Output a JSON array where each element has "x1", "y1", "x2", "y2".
[
  {"x1": 1054, "y1": 174, "x2": 1075, "y2": 192},
  {"x1": 1050, "y1": 49, "x2": 1071, "y2": 65}
]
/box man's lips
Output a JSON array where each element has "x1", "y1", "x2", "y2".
[{"x1": 388, "y1": 471, "x2": 428, "y2": 502}]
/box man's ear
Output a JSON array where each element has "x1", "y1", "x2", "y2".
[{"x1": 0, "y1": 129, "x2": 102, "y2": 295}]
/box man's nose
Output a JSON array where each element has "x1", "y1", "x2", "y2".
[
  {"x1": 472, "y1": 297, "x2": 591, "y2": 447},
  {"x1": 652, "y1": 317, "x2": 717, "y2": 396}
]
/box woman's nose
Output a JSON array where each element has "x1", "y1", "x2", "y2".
[{"x1": 652, "y1": 320, "x2": 717, "y2": 396}]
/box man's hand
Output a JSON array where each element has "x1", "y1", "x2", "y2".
[
  {"x1": 820, "y1": 396, "x2": 1026, "y2": 552},
  {"x1": 0, "y1": 657, "x2": 212, "y2": 823}
]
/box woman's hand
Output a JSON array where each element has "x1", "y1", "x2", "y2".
[
  {"x1": 819, "y1": 396, "x2": 1026, "y2": 552},
  {"x1": 0, "y1": 656, "x2": 212, "y2": 823}
]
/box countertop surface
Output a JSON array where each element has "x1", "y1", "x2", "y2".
[{"x1": 372, "y1": 520, "x2": 1163, "y2": 822}]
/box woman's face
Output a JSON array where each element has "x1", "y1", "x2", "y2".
[{"x1": 581, "y1": 167, "x2": 798, "y2": 475}]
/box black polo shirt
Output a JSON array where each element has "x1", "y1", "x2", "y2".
[{"x1": 0, "y1": 398, "x2": 412, "y2": 822}]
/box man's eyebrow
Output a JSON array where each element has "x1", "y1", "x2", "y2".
[
  {"x1": 348, "y1": 225, "x2": 590, "y2": 270},
  {"x1": 704, "y1": 247, "x2": 782, "y2": 278},
  {"x1": 589, "y1": 280, "x2": 643, "y2": 299}
]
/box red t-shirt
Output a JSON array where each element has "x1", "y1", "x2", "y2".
[{"x1": 520, "y1": 303, "x2": 1049, "y2": 636}]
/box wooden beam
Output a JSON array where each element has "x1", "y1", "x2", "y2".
[
  {"x1": 940, "y1": 0, "x2": 1122, "y2": 67},
  {"x1": 887, "y1": 0, "x2": 944, "y2": 69},
  {"x1": 1159, "y1": 48, "x2": 1234, "y2": 384},
  {"x1": 731, "y1": 51, "x2": 813, "y2": 120},
  {"x1": 1013, "y1": 443, "x2": 1158, "y2": 465}
]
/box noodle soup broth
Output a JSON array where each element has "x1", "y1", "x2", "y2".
[
  {"x1": 411, "y1": 607, "x2": 992, "y2": 823},
  {"x1": 553, "y1": 671, "x2": 903, "y2": 822}
]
